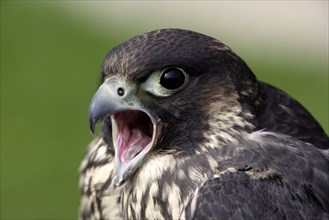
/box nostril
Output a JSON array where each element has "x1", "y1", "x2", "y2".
[{"x1": 117, "y1": 87, "x2": 125, "y2": 96}]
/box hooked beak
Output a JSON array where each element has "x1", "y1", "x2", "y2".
[{"x1": 89, "y1": 77, "x2": 162, "y2": 186}]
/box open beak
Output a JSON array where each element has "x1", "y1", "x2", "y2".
[{"x1": 89, "y1": 77, "x2": 162, "y2": 186}]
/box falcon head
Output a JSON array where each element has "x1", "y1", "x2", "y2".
[{"x1": 89, "y1": 29, "x2": 265, "y2": 186}]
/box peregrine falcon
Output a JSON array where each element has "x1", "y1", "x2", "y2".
[{"x1": 79, "y1": 29, "x2": 329, "y2": 219}]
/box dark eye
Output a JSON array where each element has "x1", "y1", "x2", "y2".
[{"x1": 160, "y1": 68, "x2": 186, "y2": 90}]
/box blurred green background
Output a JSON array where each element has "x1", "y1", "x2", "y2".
[{"x1": 1, "y1": 1, "x2": 328, "y2": 219}]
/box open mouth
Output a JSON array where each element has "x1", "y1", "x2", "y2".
[
  {"x1": 111, "y1": 110, "x2": 162, "y2": 185},
  {"x1": 88, "y1": 78, "x2": 163, "y2": 186},
  {"x1": 113, "y1": 111, "x2": 153, "y2": 163}
]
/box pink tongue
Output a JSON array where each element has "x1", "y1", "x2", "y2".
[{"x1": 122, "y1": 127, "x2": 151, "y2": 162}]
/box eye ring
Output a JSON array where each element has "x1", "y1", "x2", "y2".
[
  {"x1": 141, "y1": 67, "x2": 189, "y2": 97},
  {"x1": 160, "y1": 67, "x2": 188, "y2": 90}
]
